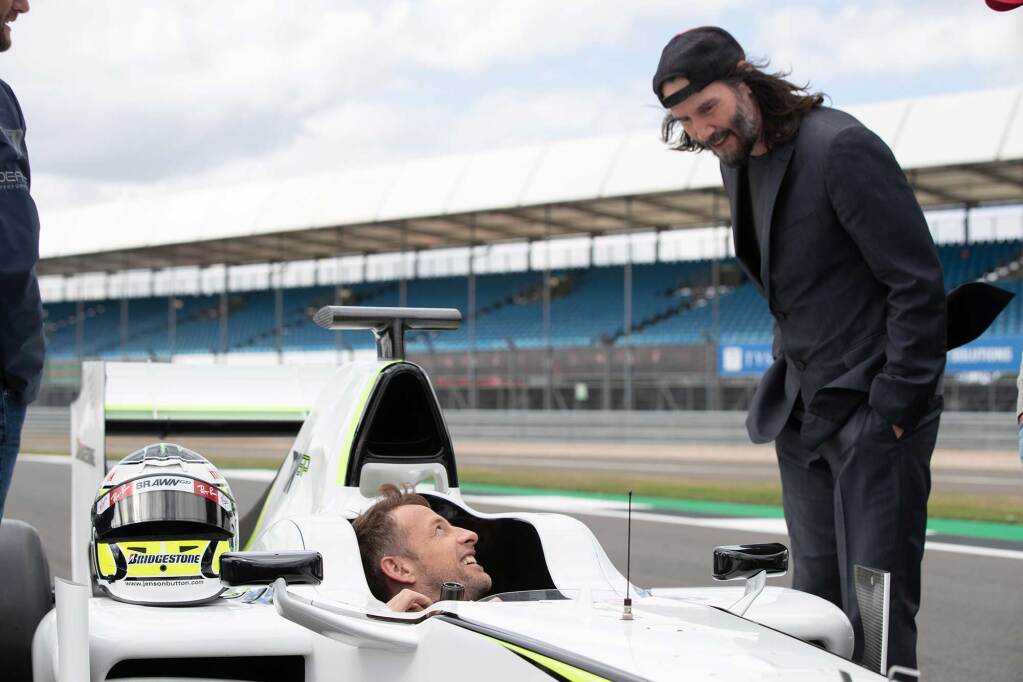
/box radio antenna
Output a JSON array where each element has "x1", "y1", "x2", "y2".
[{"x1": 622, "y1": 490, "x2": 634, "y2": 621}]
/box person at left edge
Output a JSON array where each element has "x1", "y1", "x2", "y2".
[
  {"x1": 1016, "y1": 355, "x2": 1023, "y2": 467},
  {"x1": 0, "y1": 0, "x2": 43, "y2": 520}
]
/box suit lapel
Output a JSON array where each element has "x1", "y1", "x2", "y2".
[
  {"x1": 757, "y1": 140, "x2": 796, "y2": 301},
  {"x1": 721, "y1": 163, "x2": 765, "y2": 296}
]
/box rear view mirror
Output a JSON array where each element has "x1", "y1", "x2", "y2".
[
  {"x1": 713, "y1": 543, "x2": 788, "y2": 581},
  {"x1": 713, "y1": 543, "x2": 788, "y2": 617},
  {"x1": 220, "y1": 551, "x2": 323, "y2": 587}
]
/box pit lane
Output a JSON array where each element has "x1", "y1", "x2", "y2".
[{"x1": 7, "y1": 458, "x2": 1020, "y2": 682}]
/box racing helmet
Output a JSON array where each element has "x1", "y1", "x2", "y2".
[{"x1": 90, "y1": 443, "x2": 238, "y2": 605}]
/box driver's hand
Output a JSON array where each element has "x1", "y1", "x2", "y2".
[{"x1": 387, "y1": 589, "x2": 434, "y2": 612}]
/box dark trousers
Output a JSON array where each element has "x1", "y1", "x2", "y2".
[
  {"x1": 0, "y1": 388, "x2": 28, "y2": 520},
  {"x1": 775, "y1": 402, "x2": 939, "y2": 674}
]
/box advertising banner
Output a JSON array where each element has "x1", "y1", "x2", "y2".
[{"x1": 719, "y1": 338, "x2": 1022, "y2": 376}]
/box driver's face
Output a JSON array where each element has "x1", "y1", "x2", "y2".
[{"x1": 391, "y1": 504, "x2": 493, "y2": 601}]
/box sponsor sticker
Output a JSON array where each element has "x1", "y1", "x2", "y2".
[
  {"x1": 95, "y1": 476, "x2": 232, "y2": 513},
  {"x1": 125, "y1": 579, "x2": 205, "y2": 588},
  {"x1": 127, "y1": 553, "x2": 200, "y2": 565}
]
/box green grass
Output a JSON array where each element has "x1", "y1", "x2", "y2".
[{"x1": 458, "y1": 467, "x2": 1023, "y2": 526}]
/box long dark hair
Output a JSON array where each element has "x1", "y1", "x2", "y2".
[{"x1": 661, "y1": 60, "x2": 825, "y2": 152}]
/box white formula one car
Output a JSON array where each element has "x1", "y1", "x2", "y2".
[{"x1": 8, "y1": 307, "x2": 899, "y2": 681}]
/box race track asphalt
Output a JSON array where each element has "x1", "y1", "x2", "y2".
[{"x1": 7, "y1": 458, "x2": 1021, "y2": 682}]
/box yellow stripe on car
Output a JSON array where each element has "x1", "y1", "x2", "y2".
[{"x1": 484, "y1": 635, "x2": 612, "y2": 682}]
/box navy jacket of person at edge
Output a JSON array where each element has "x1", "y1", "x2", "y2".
[{"x1": 0, "y1": 78, "x2": 44, "y2": 405}]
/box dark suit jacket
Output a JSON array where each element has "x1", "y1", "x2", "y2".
[{"x1": 721, "y1": 107, "x2": 946, "y2": 451}]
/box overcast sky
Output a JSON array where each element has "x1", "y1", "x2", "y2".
[{"x1": 3, "y1": 1, "x2": 1020, "y2": 214}]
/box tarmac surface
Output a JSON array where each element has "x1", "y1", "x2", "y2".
[{"x1": 7, "y1": 456, "x2": 1022, "y2": 682}]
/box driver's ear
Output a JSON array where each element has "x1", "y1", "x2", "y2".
[{"x1": 380, "y1": 555, "x2": 417, "y2": 586}]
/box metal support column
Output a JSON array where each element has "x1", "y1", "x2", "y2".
[
  {"x1": 219, "y1": 260, "x2": 229, "y2": 360},
  {"x1": 963, "y1": 202, "x2": 974, "y2": 244},
  {"x1": 399, "y1": 221, "x2": 408, "y2": 308},
  {"x1": 274, "y1": 261, "x2": 284, "y2": 364},
  {"x1": 468, "y1": 215, "x2": 478, "y2": 409},
  {"x1": 542, "y1": 207, "x2": 553, "y2": 411},
  {"x1": 75, "y1": 298, "x2": 84, "y2": 359},
  {"x1": 708, "y1": 197, "x2": 725, "y2": 410},
  {"x1": 623, "y1": 197, "x2": 633, "y2": 411},
  {"x1": 709, "y1": 255, "x2": 722, "y2": 410},
  {"x1": 335, "y1": 226, "x2": 347, "y2": 364},
  {"x1": 168, "y1": 293, "x2": 177, "y2": 360},
  {"x1": 117, "y1": 260, "x2": 129, "y2": 359},
  {"x1": 602, "y1": 340, "x2": 612, "y2": 410},
  {"x1": 74, "y1": 263, "x2": 85, "y2": 358}
]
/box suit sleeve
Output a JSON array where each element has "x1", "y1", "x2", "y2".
[{"x1": 824, "y1": 125, "x2": 946, "y2": 430}]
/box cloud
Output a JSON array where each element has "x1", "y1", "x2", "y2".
[
  {"x1": 442, "y1": 85, "x2": 663, "y2": 151},
  {"x1": 5, "y1": 0, "x2": 728, "y2": 209},
  {"x1": 753, "y1": 2, "x2": 1023, "y2": 80},
  {"x1": 3, "y1": 0, "x2": 1016, "y2": 214}
]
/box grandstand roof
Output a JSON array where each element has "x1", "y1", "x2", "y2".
[{"x1": 39, "y1": 86, "x2": 1023, "y2": 276}]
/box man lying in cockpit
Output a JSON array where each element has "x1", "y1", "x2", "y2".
[{"x1": 353, "y1": 483, "x2": 493, "y2": 612}]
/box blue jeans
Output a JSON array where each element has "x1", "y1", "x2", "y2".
[
  {"x1": 0, "y1": 388, "x2": 28, "y2": 520},
  {"x1": 1018, "y1": 423, "x2": 1023, "y2": 468}
]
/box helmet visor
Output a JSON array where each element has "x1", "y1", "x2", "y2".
[{"x1": 94, "y1": 475, "x2": 235, "y2": 541}]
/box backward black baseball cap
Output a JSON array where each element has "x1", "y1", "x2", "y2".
[{"x1": 652, "y1": 27, "x2": 745, "y2": 108}]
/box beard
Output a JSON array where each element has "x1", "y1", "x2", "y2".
[
  {"x1": 695, "y1": 96, "x2": 761, "y2": 167},
  {"x1": 461, "y1": 568, "x2": 493, "y2": 600},
  {"x1": 419, "y1": 560, "x2": 493, "y2": 601}
]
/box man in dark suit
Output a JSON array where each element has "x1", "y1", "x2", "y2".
[
  {"x1": 0, "y1": 0, "x2": 43, "y2": 520},
  {"x1": 652, "y1": 28, "x2": 946, "y2": 676}
]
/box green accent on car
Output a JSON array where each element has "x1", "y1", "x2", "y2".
[
  {"x1": 335, "y1": 362, "x2": 398, "y2": 486},
  {"x1": 104, "y1": 404, "x2": 309, "y2": 422},
  {"x1": 242, "y1": 473, "x2": 276, "y2": 551},
  {"x1": 484, "y1": 636, "x2": 611, "y2": 682}
]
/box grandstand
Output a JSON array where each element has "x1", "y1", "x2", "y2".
[
  {"x1": 33, "y1": 86, "x2": 1023, "y2": 411},
  {"x1": 41, "y1": 241, "x2": 1023, "y2": 358}
]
